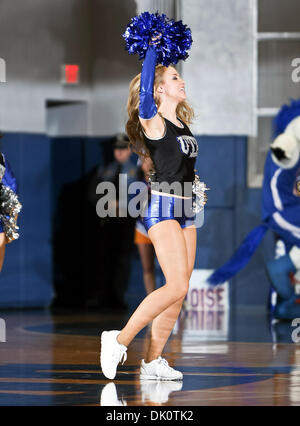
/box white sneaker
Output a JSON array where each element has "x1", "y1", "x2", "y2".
[
  {"x1": 141, "y1": 380, "x2": 183, "y2": 404},
  {"x1": 100, "y1": 383, "x2": 127, "y2": 406},
  {"x1": 100, "y1": 330, "x2": 127, "y2": 380},
  {"x1": 140, "y1": 357, "x2": 183, "y2": 381}
]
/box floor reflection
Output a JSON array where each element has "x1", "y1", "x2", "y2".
[
  {"x1": 140, "y1": 380, "x2": 183, "y2": 405},
  {"x1": 100, "y1": 380, "x2": 183, "y2": 406},
  {"x1": 100, "y1": 383, "x2": 127, "y2": 406}
]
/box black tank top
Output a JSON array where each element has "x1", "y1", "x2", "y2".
[{"x1": 143, "y1": 117, "x2": 198, "y2": 196}]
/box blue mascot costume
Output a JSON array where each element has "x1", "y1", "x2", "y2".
[{"x1": 208, "y1": 99, "x2": 300, "y2": 320}]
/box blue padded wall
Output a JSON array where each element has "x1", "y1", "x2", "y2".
[
  {"x1": 0, "y1": 133, "x2": 53, "y2": 308},
  {"x1": 0, "y1": 133, "x2": 274, "y2": 308}
]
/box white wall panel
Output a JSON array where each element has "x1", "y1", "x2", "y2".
[{"x1": 180, "y1": 0, "x2": 254, "y2": 136}]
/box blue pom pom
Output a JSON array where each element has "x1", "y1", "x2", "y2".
[{"x1": 123, "y1": 12, "x2": 192, "y2": 67}]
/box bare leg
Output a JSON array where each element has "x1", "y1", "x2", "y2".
[
  {"x1": 117, "y1": 220, "x2": 190, "y2": 347},
  {"x1": 145, "y1": 225, "x2": 197, "y2": 362},
  {"x1": 0, "y1": 233, "x2": 7, "y2": 272},
  {"x1": 137, "y1": 243, "x2": 156, "y2": 295}
]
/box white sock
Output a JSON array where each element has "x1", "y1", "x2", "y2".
[{"x1": 289, "y1": 246, "x2": 300, "y2": 269}]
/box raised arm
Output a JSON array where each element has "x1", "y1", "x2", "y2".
[{"x1": 139, "y1": 45, "x2": 165, "y2": 139}]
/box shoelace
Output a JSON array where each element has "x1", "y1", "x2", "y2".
[
  {"x1": 121, "y1": 350, "x2": 127, "y2": 365},
  {"x1": 157, "y1": 357, "x2": 173, "y2": 371},
  {"x1": 112, "y1": 345, "x2": 127, "y2": 365}
]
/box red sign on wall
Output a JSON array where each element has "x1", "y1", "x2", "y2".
[{"x1": 61, "y1": 65, "x2": 79, "y2": 84}]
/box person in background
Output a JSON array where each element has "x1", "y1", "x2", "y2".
[
  {"x1": 91, "y1": 134, "x2": 138, "y2": 311},
  {"x1": 134, "y1": 156, "x2": 156, "y2": 295}
]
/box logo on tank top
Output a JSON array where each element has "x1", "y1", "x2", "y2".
[{"x1": 177, "y1": 135, "x2": 198, "y2": 158}]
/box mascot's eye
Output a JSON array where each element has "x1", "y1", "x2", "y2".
[{"x1": 271, "y1": 147, "x2": 287, "y2": 160}]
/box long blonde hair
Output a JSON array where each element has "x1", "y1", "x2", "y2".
[{"x1": 126, "y1": 65, "x2": 194, "y2": 157}]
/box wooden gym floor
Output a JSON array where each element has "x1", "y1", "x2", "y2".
[{"x1": 0, "y1": 307, "x2": 299, "y2": 406}]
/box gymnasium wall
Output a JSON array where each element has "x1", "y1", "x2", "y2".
[{"x1": 0, "y1": 132, "x2": 274, "y2": 308}]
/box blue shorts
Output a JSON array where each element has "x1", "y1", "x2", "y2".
[{"x1": 141, "y1": 192, "x2": 196, "y2": 232}]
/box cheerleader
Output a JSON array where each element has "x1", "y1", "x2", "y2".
[
  {"x1": 0, "y1": 151, "x2": 21, "y2": 271},
  {"x1": 100, "y1": 13, "x2": 207, "y2": 381}
]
